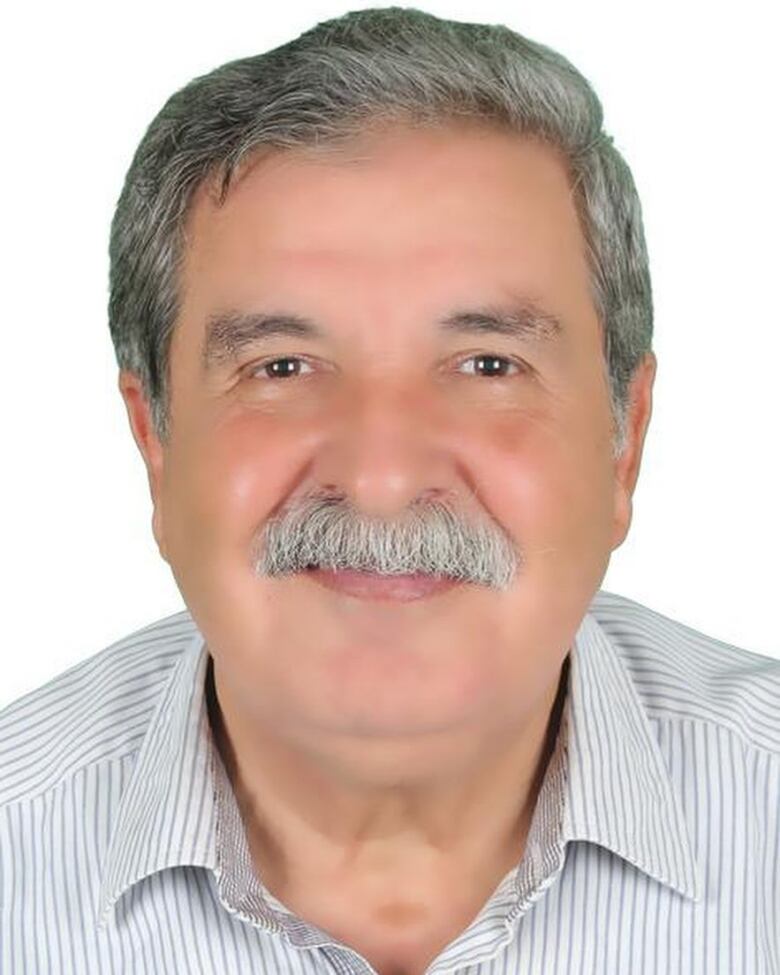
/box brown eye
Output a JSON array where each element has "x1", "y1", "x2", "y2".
[
  {"x1": 457, "y1": 354, "x2": 523, "y2": 378},
  {"x1": 245, "y1": 353, "x2": 524, "y2": 381},
  {"x1": 248, "y1": 357, "x2": 314, "y2": 379}
]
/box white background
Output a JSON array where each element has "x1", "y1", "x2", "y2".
[{"x1": 1, "y1": 0, "x2": 777, "y2": 708}]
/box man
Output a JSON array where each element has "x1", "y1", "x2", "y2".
[{"x1": 0, "y1": 6, "x2": 777, "y2": 973}]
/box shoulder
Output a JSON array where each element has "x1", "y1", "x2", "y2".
[
  {"x1": 0, "y1": 609, "x2": 201, "y2": 810},
  {"x1": 589, "y1": 589, "x2": 780, "y2": 756}
]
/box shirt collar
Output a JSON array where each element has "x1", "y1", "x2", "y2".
[
  {"x1": 96, "y1": 597, "x2": 701, "y2": 930},
  {"x1": 96, "y1": 628, "x2": 219, "y2": 930},
  {"x1": 515, "y1": 609, "x2": 702, "y2": 909}
]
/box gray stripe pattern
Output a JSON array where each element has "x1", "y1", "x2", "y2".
[{"x1": 1, "y1": 589, "x2": 778, "y2": 973}]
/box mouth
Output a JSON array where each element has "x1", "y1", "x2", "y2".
[{"x1": 303, "y1": 566, "x2": 460, "y2": 602}]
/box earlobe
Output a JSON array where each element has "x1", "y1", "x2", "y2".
[
  {"x1": 610, "y1": 352, "x2": 657, "y2": 550},
  {"x1": 117, "y1": 369, "x2": 169, "y2": 562},
  {"x1": 611, "y1": 481, "x2": 632, "y2": 550}
]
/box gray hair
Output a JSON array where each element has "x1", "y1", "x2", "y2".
[{"x1": 108, "y1": 6, "x2": 653, "y2": 458}]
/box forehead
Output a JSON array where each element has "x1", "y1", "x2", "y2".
[
  {"x1": 188, "y1": 122, "x2": 581, "y2": 254},
  {"x1": 174, "y1": 122, "x2": 594, "y2": 361}
]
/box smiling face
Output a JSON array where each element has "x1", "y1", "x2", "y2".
[{"x1": 120, "y1": 121, "x2": 655, "y2": 760}]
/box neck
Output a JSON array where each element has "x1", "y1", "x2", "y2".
[{"x1": 206, "y1": 653, "x2": 569, "y2": 894}]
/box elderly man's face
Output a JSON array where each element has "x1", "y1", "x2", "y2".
[{"x1": 120, "y1": 123, "x2": 654, "y2": 756}]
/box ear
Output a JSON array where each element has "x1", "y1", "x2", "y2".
[
  {"x1": 117, "y1": 369, "x2": 170, "y2": 562},
  {"x1": 611, "y1": 351, "x2": 657, "y2": 550}
]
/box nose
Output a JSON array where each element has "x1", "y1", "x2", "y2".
[{"x1": 308, "y1": 378, "x2": 461, "y2": 520}]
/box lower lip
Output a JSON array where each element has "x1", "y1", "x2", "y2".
[{"x1": 305, "y1": 568, "x2": 459, "y2": 601}]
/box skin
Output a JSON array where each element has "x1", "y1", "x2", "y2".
[{"x1": 119, "y1": 121, "x2": 656, "y2": 975}]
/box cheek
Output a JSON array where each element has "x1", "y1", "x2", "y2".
[
  {"x1": 467, "y1": 418, "x2": 614, "y2": 701},
  {"x1": 478, "y1": 409, "x2": 615, "y2": 603},
  {"x1": 161, "y1": 414, "x2": 301, "y2": 575}
]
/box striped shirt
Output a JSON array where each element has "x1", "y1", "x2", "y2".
[{"x1": 1, "y1": 588, "x2": 778, "y2": 974}]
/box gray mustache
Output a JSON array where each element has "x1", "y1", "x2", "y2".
[{"x1": 251, "y1": 492, "x2": 520, "y2": 591}]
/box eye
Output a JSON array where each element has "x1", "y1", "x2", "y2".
[
  {"x1": 455, "y1": 354, "x2": 525, "y2": 378},
  {"x1": 247, "y1": 356, "x2": 314, "y2": 380},
  {"x1": 245, "y1": 352, "x2": 527, "y2": 382}
]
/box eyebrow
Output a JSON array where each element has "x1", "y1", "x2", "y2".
[{"x1": 201, "y1": 298, "x2": 563, "y2": 371}]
